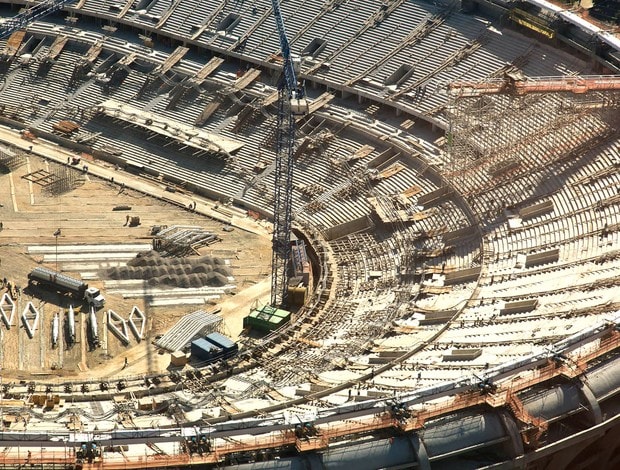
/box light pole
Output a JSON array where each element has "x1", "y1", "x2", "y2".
[{"x1": 54, "y1": 228, "x2": 61, "y2": 271}]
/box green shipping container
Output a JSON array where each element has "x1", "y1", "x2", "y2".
[{"x1": 243, "y1": 305, "x2": 291, "y2": 332}]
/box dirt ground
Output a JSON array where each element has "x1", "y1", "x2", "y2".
[{"x1": 0, "y1": 151, "x2": 272, "y2": 381}]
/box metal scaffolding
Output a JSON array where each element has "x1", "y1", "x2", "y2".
[
  {"x1": 45, "y1": 163, "x2": 85, "y2": 196},
  {"x1": 0, "y1": 144, "x2": 26, "y2": 173},
  {"x1": 444, "y1": 74, "x2": 620, "y2": 197}
]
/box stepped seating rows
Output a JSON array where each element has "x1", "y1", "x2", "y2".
[
  {"x1": 0, "y1": 7, "x2": 614, "y2": 409},
  {"x1": 455, "y1": 119, "x2": 611, "y2": 198},
  {"x1": 0, "y1": 32, "x2": 403, "y2": 226},
  {"x1": 71, "y1": 0, "x2": 592, "y2": 127},
  {"x1": 482, "y1": 261, "x2": 620, "y2": 298},
  {"x1": 481, "y1": 141, "x2": 619, "y2": 272},
  {"x1": 468, "y1": 138, "x2": 616, "y2": 224}
]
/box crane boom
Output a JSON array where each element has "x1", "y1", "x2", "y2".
[
  {"x1": 0, "y1": 0, "x2": 77, "y2": 40},
  {"x1": 269, "y1": 0, "x2": 306, "y2": 308},
  {"x1": 271, "y1": 0, "x2": 298, "y2": 95}
]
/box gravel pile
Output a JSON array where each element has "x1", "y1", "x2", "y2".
[{"x1": 107, "y1": 251, "x2": 231, "y2": 287}]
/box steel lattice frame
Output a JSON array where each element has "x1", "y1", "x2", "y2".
[
  {"x1": 270, "y1": 88, "x2": 296, "y2": 308},
  {"x1": 0, "y1": 1, "x2": 77, "y2": 40},
  {"x1": 445, "y1": 85, "x2": 620, "y2": 197}
]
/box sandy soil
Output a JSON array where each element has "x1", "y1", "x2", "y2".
[{"x1": 0, "y1": 143, "x2": 272, "y2": 381}]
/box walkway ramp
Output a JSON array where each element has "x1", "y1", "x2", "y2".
[{"x1": 154, "y1": 309, "x2": 222, "y2": 352}]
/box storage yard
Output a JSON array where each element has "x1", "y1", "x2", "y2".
[{"x1": 0, "y1": 148, "x2": 272, "y2": 379}]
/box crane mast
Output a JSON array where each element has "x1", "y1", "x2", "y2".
[
  {"x1": 270, "y1": 0, "x2": 306, "y2": 308},
  {"x1": 0, "y1": 1, "x2": 77, "y2": 39}
]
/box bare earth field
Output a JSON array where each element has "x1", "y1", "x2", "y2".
[{"x1": 0, "y1": 149, "x2": 272, "y2": 382}]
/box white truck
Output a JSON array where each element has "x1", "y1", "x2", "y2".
[{"x1": 28, "y1": 267, "x2": 105, "y2": 308}]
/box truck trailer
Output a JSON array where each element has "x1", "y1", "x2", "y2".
[{"x1": 28, "y1": 267, "x2": 105, "y2": 308}]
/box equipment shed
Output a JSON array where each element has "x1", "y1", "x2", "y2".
[{"x1": 244, "y1": 305, "x2": 291, "y2": 332}]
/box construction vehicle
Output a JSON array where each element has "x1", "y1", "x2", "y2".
[{"x1": 28, "y1": 267, "x2": 105, "y2": 308}]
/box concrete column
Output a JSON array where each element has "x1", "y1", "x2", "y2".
[
  {"x1": 408, "y1": 433, "x2": 431, "y2": 470},
  {"x1": 577, "y1": 379, "x2": 602, "y2": 425},
  {"x1": 498, "y1": 410, "x2": 525, "y2": 462}
]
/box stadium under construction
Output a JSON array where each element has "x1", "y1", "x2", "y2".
[{"x1": 0, "y1": 0, "x2": 618, "y2": 469}]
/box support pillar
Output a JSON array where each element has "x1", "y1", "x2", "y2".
[
  {"x1": 408, "y1": 433, "x2": 431, "y2": 470},
  {"x1": 576, "y1": 379, "x2": 602, "y2": 425},
  {"x1": 498, "y1": 410, "x2": 525, "y2": 460}
]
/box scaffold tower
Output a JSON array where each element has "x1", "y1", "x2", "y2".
[{"x1": 445, "y1": 74, "x2": 620, "y2": 198}]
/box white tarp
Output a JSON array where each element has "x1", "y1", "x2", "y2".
[{"x1": 95, "y1": 100, "x2": 245, "y2": 155}]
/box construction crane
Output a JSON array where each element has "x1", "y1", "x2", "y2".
[
  {"x1": 0, "y1": 0, "x2": 77, "y2": 40},
  {"x1": 269, "y1": 0, "x2": 307, "y2": 308}
]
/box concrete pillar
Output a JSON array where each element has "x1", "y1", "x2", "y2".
[
  {"x1": 408, "y1": 433, "x2": 431, "y2": 470},
  {"x1": 498, "y1": 410, "x2": 525, "y2": 462},
  {"x1": 577, "y1": 379, "x2": 602, "y2": 425}
]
